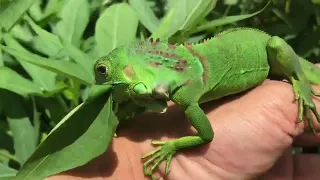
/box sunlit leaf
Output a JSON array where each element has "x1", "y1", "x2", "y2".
[
  {"x1": 28, "y1": 0, "x2": 44, "y2": 21},
  {"x1": 0, "y1": 45, "x2": 94, "y2": 85},
  {"x1": 193, "y1": 1, "x2": 270, "y2": 33},
  {"x1": 0, "y1": 31, "x2": 3, "y2": 67},
  {"x1": 0, "y1": 163, "x2": 17, "y2": 178},
  {"x1": 0, "y1": 67, "x2": 43, "y2": 97},
  {"x1": 152, "y1": 0, "x2": 217, "y2": 39},
  {"x1": 150, "y1": 9, "x2": 175, "y2": 40},
  {"x1": 2, "y1": 33, "x2": 58, "y2": 92},
  {"x1": 0, "y1": 0, "x2": 38, "y2": 31},
  {"x1": 24, "y1": 16, "x2": 63, "y2": 57},
  {"x1": 54, "y1": 0, "x2": 90, "y2": 47},
  {"x1": 25, "y1": 16, "x2": 94, "y2": 76},
  {"x1": 179, "y1": 0, "x2": 217, "y2": 31},
  {"x1": 95, "y1": 3, "x2": 139, "y2": 56},
  {"x1": 129, "y1": 0, "x2": 160, "y2": 33},
  {"x1": 0, "y1": 91, "x2": 38, "y2": 165}
]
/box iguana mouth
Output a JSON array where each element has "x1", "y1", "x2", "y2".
[{"x1": 102, "y1": 81, "x2": 126, "y2": 86}]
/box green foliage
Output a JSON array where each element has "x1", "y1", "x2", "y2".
[
  {"x1": 14, "y1": 85, "x2": 116, "y2": 180},
  {"x1": 95, "y1": 3, "x2": 139, "y2": 56},
  {"x1": 0, "y1": 0, "x2": 318, "y2": 179}
]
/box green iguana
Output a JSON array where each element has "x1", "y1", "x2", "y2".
[{"x1": 93, "y1": 27, "x2": 320, "y2": 179}]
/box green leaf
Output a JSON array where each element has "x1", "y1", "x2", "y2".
[
  {"x1": 10, "y1": 24, "x2": 34, "y2": 43},
  {"x1": 31, "y1": 97, "x2": 40, "y2": 146},
  {"x1": 35, "y1": 97, "x2": 68, "y2": 125},
  {"x1": 0, "y1": 126, "x2": 15, "y2": 163},
  {"x1": 129, "y1": 0, "x2": 160, "y2": 33},
  {"x1": 0, "y1": 163, "x2": 17, "y2": 178},
  {"x1": 14, "y1": 85, "x2": 118, "y2": 180},
  {"x1": 272, "y1": 9, "x2": 296, "y2": 30},
  {"x1": 86, "y1": 44, "x2": 101, "y2": 60},
  {"x1": 54, "y1": 0, "x2": 90, "y2": 47},
  {"x1": 313, "y1": 0, "x2": 320, "y2": 5},
  {"x1": 95, "y1": 3, "x2": 139, "y2": 56},
  {"x1": 28, "y1": 0, "x2": 44, "y2": 22},
  {"x1": 151, "y1": 0, "x2": 216, "y2": 39},
  {"x1": 187, "y1": 34, "x2": 207, "y2": 43},
  {"x1": 0, "y1": 45, "x2": 94, "y2": 85},
  {"x1": 0, "y1": 67, "x2": 43, "y2": 97},
  {"x1": 31, "y1": 36, "x2": 63, "y2": 58},
  {"x1": 0, "y1": 149, "x2": 17, "y2": 168},
  {"x1": 2, "y1": 33, "x2": 58, "y2": 92},
  {"x1": 59, "y1": 39, "x2": 95, "y2": 78},
  {"x1": 25, "y1": 16, "x2": 94, "y2": 78},
  {"x1": 43, "y1": 0, "x2": 60, "y2": 17},
  {"x1": 224, "y1": 0, "x2": 239, "y2": 5},
  {"x1": 272, "y1": 1, "x2": 312, "y2": 34},
  {"x1": 0, "y1": 91, "x2": 37, "y2": 165},
  {"x1": 0, "y1": 31, "x2": 3, "y2": 67},
  {"x1": 178, "y1": 0, "x2": 217, "y2": 31},
  {"x1": 295, "y1": 30, "x2": 320, "y2": 57},
  {"x1": 0, "y1": 0, "x2": 38, "y2": 31},
  {"x1": 193, "y1": 1, "x2": 270, "y2": 33},
  {"x1": 24, "y1": 16, "x2": 63, "y2": 57},
  {"x1": 150, "y1": 9, "x2": 175, "y2": 40}
]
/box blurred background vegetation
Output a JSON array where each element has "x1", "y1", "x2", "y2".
[{"x1": 0, "y1": 0, "x2": 319, "y2": 177}]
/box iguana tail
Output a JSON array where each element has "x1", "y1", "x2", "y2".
[{"x1": 299, "y1": 57, "x2": 320, "y2": 85}]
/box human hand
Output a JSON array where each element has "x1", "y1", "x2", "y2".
[{"x1": 48, "y1": 76, "x2": 320, "y2": 180}]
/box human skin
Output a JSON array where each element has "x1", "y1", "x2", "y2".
[{"x1": 48, "y1": 67, "x2": 320, "y2": 180}]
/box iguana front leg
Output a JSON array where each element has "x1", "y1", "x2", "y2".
[
  {"x1": 267, "y1": 36, "x2": 320, "y2": 133},
  {"x1": 142, "y1": 84, "x2": 214, "y2": 178}
]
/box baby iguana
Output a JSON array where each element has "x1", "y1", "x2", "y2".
[{"x1": 93, "y1": 27, "x2": 320, "y2": 179}]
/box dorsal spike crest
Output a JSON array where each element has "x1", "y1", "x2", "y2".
[
  {"x1": 137, "y1": 41, "x2": 144, "y2": 45},
  {"x1": 183, "y1": 42, "x2": 191, "y2": 46},
  {"x1": 214, "y1": 27, "x2": 270, "y2": 38}
]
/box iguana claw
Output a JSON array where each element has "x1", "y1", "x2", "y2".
[{"x1": 293, "y1": 79, "x2": 320, "y2": 134}]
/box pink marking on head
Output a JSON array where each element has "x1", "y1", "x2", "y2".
[{"x1": 123, "y1": 64, "x2": 135, "y2": 79}]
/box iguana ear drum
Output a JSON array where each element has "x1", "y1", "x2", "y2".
[{"x1": 96, "y1": 63, "x2": 108, "y2": 76}]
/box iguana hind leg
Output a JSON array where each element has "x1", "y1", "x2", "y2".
[{"x1": 267, "y1": 36, "x2": 320, "y2": 133}]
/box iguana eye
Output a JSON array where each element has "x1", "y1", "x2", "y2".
[{"x1": 96, "y1": 63, "x2": 108, "y2": 76}]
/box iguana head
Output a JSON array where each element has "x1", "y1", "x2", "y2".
[{"x1": 93, "y1": 39, "x2": 186, "y2": 112}]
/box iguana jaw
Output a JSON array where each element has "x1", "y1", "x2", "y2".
[{"x1": 101, "y1": 81, "x2": 126, "y2": 86}]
